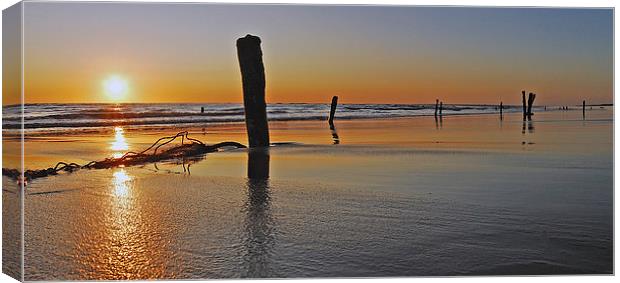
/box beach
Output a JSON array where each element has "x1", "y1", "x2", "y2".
[{"x1": 2, "y1": 108, "x2": 613, "y2": 279}]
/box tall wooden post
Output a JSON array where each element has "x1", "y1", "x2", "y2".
[
  {"x1": 500, "y1": 101, "x2": 503, "y2": 116},
  {"x1": 237, "y1": 34, "x2": 269, "y2": 148},
  {"x1": 434, "y1": 99, "x2": 439, "y2": 117},
  {"x1": 328, "y1": 96, "x2": 338, "y2": 126},
  {"x1": 439, "y1": 102, "x2": 443, "y2": 116},
  {"x1": 521, "y1": 90, "x2": 527, "y2": 118}
]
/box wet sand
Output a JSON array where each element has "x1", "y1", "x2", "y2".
[{"x1": 2, "y1": 109, "x2": 613, "y2": 279}]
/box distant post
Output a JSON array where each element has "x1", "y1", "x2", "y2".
[
  {"x1": 521, "y1": 90, "x2": 526, "y2": 118},
  {"x1": 527, "y1": 93, "x2": 536, "y2": 117},
  {"x1": 237, "y1": 34, "x2": 270, "y2": 148},
  {"x1": 583, "y1": 100, "x2": 586, "y2": 119},
  {"x1": 328, "y1": 96, "x2": 338, "y2": 126},
  {"x1": 499, "y1": 101, "x2": 503, "y2": 116},
  {"x1": 439, "y1": 102, "x2": 443, "y2": 116},
  {"x1": 434, "y1": 99, "x2": 439, "y2": 117}
]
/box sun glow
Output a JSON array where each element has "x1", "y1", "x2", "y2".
[{"x1": 103, "y1": 75, "x2": 129, "y2": 101}]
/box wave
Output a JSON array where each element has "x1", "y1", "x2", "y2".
[{"x1": 2, "y1": 103, "x2": 526, "y2": 132}]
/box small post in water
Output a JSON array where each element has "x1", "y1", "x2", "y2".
[
  {"x1": 329, "y1": 95, "x2": 338, "y2": 127},
  {"x1": 527, "y1": 92, "x2": 536, "y2": 117},
  {"x1": 439, "y1": 101, "x2": 443, "y2": 116},
  {"x1": 434, "y1": 99, "x2": 439, "y2": 117},
  {"x1": 500, "y1": 101, "x2": 503, "y2": 116},
  {"x1": 583, "y1": 100, "x2": 586, "y2": 119},
  {"x1": 237, "y1": 34, "x2": 270, "y2": 148},
  {"x1": 521, "y1": 90, "x2": 527, "y2": 119}
]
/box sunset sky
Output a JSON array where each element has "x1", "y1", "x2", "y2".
[{"x1": 9, "y1": 3, "x2": 614, "y2": 105}]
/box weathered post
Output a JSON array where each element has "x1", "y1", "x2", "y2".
[
  {"x1": 521, "y1": 90, "x2": 527, "y2": 118},
  {"x1": 247, "y1": 147, "x2": 270, "y2": 179},
  {"x1": 527, "y1": 93, "x2": 536, "y2": 117},
  {"x1": 237, "y1": 34, "x2": 269, "y2": 148},
  {"x1": 500, "y1": 101, "x2": 503, "y2": 116},
  {"x1": 328, "y1": 96, "x2": 338, "y2": 126},
  {"x1": 434, "y1": 99, "x2": 439, "y2": 117},
  {"x1": 439, "y1": 102, "x2": 443, "y2": 116}
]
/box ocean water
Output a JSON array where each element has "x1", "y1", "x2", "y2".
[{"x1": 2, "y1": 103, "x2": 524, "y2": 134}]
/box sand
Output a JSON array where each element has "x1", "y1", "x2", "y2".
[{"x1": 2, "y1": 109, "x2": 613, "y2": 279}]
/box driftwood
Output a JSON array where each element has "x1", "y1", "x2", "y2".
[{"x1": 2, "y1": 131, "x2": 246, "y2": 181}]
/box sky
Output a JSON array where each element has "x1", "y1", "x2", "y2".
[{"x1": 7, "y1": 2, "x2": 614, "y2": 105}]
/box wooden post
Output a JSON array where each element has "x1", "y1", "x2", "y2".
[
  {"x1": 527, "y1": 92, "x2": 536, "y2": 116},
  {"x1": 237, "y1": 34, "x2": 269, "y2": 148},
  {"x1": 328, "y1": 96, "x2": 338, "y2": 126},
  {"x1": 247, "y1": 147, "x2": 269, "y2": 179},
  {"x1": 521, "y1": 90, "x2": 527, "y2": 118},
  {"x1": 439, "y1": 102, "x2": 443, "y2": 116},
  {"x1": 434, "y1": 99, "x2": 439, "y2": 117},
  {"x1": 499, "y1": 101, "x2": 503, "y2": 116}
]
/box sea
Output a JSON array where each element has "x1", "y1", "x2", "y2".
[{"x1": 2, "y1": 103, "x2": 524, "y2": 133}]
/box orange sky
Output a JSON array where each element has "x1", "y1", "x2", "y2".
[{"x1": 4, "y1": 3, "x2": 613, "y2": 106}]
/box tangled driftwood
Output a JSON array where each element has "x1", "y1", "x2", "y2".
[{"x1": 2, "y1": 131, "x2": 246, "y2": 181}]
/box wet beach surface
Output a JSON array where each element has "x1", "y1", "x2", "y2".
[{"x1": 2, "y1": 109, "x2": 613, "y2": 279}]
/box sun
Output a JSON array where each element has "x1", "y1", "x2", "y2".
[{"x1": 103, "y1": 75, "x2": 129, "y2": 101}]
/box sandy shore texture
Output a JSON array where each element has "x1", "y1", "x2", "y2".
[{"x1": 2, "y1": 109, "x2": 613, "y2": 279}]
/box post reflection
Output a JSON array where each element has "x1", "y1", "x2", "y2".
[
  {"x1": 242, "y1": 148, "x2": 274, "y2": 277},
  {"x1": 330, "y1": 124, "x2": 340, "y2": 145},
  {"x1": 521, "y1": 119, "x2": 534, "y2": 134},
  {"x1": 434, "y1": 116, "x2": 443, "y2": 129}
]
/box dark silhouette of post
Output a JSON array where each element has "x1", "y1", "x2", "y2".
[
  {"x1": 439, "y1": 102, "x2": 443, "y2": 116},
  {"x1": 499, "y1": 101, "x2": 503, "y2": 116},
  {"x1": 527, "y1": 93, "x2": 536, "y2": 117},
  {"x1": 328, "y1": 96, "x2": 338, "y2": 126},
  {"x1": 248, "y1": 147, "x2": 270, "y2": 180},
  {"x1": 521, "y1": 90, "x2": 526, "y2": 119},
  {"x1": 237, "y1": 34, "x2": 269, "y2": 148},
  {"x1": 201, "y1": 106, "x2": 204, "y2": 113},
  {"x1": 434, "y1": 99, "x2": 439, "y2": 117},
  {"x1": 582, "y1": 100, "x2": 586, "y2": 119}
]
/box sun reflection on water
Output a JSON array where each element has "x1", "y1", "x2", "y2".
[
  {"x1": 112, "y1": 169, "x2": 132, "y2": 198},
  {"x1": 111, "y1": 127, "x2": 129, "y2": 158}
]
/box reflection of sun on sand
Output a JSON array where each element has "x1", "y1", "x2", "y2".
[
  {"x1": 112, "y1": 169, "x2": 131, "y2": 198},
  {"x1": 111, "y1": 127, "x2": 129, "y2": 158},
  {"x1": 71, "y1": 168, "x2": 172, "y2": 280}
]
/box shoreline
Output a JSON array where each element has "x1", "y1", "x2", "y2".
[{"x1": 2, "y1": 106, "x2": 611, "y2": 137}]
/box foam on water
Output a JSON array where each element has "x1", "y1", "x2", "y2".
[{"x1": 3, "y1": 103, "x2": 526, "y2": 133}]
